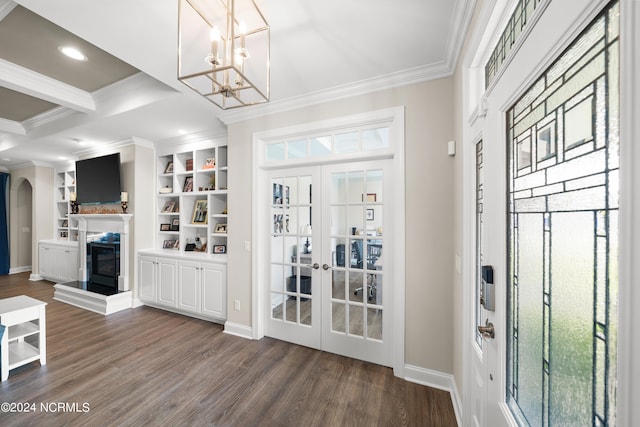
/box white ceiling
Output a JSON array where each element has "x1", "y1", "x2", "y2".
[{"x1": 0, "y1": 0, "x2": 474, "y2": 169}]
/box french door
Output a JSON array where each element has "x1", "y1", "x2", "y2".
[{"x1": 264, "y1": 160, "x2": 393, "y2": 366}]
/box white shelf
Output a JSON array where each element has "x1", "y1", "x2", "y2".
[
  {"x1": 8, "y1": 322, "x2": 39, "y2": 340},
  {"x1": 156, "y1": 143, "x2": 228, "y2": 256},
  {"x1": 8, "y1": 341, "x2": 40, "y2": 369}
]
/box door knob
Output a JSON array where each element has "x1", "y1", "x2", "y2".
[
  {"x1": 477, "y1": 319, "x2": 495, "y2": 339},
  {"x1": 312, "y1": 263, "x2": 320, "y2": 270},
  {"x1": 322, "y1": 264, "x2": 330, "y2": 270}
]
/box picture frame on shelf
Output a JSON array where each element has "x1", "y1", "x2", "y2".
[
  {"x1": 186, "y1": 159, "x2": 193, "y2": 171},
  {"x1": 164, "y1": 161, "x2": 173, "y2": 174},
  {"x1": 160, "y1": 223, "x2": 171, "y2": 231},
  {"x1": 214, "y1": 223, "x2": 227, "y2": 233},
  {"x1": 171, "y1": 218, "x2": 180, "y2": 231},
  {"x1": 191, "y1": 200, "x2": 208, "y2": 224},
  {"x1": 213, "y1": 244, "x2": 227, "y2": 254},
  {"x1": 61, "y1": 219, "x2": 68, "y2": 227},
  {"x1": 203, "y1": 158, "x2": 216, "y2": 169},
  {"x1": 163, "y1": 239, "x2": 177, "y2": 249},
  {"x1": 366, "y1": 209, "x2": 374, "y2": 221},
  {"x1": 161, "y1": 201, "x2": 176, "y2": 213},
  {"x1": 183, "y1": 176, "x2": 194, "y2": 192}
]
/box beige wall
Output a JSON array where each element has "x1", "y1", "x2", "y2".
[
  {"x1": 227, "y1": 78, "x2": 456, "y2": 373},
  {"x1": 131, "y1": 142, "x2": 156, "y2": 299},
  {"x1": 9, "y1": 165, "x2": 54, "y2": 275}
]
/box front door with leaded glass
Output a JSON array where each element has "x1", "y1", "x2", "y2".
[
  {"x1": 469, "y1": 1, "x2": 620, "y2": 425},
  {"x1": 505, "y1": 3, "x2": 619, "y2": 425}
]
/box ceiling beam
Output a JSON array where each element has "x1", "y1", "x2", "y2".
[
  {"x1": 0, "y1": 58, "x2": 96, "y2": 113},
  {"x1": 0, "y1": 0, "x2": 17, "y2": 22},
  {"x1": 0, "y1": 117, "x2": 25, "y2": 135}
]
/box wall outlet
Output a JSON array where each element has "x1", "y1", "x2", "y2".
[{"x1": 234, "y1": 299, "x2": 241, "y2": 311}]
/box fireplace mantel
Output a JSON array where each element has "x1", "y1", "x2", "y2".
[{"x1": 71, "y1": 214, "x2": 133, "y2": 291}]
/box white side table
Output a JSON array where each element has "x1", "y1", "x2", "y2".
[{"x1": 0, "y1": 296, "x2": 47, "y2": 381}]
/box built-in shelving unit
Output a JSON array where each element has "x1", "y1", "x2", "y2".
[
  {"x1": 156, "y1": 143, "x2": 228, "y2": 257},
  {"x1": 55, "y1": 167, "x2": 78, "y2": 241}
]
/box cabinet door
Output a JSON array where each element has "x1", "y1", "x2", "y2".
[
  {"x1": 61, "y1": 248, "x2": 78, "y2": 282},
  {"x1": 202, "y1": 262, "x2": 226, "y2": 319},
  {"x1": 51, "y1": 246, "x2": 65, "y2": 281},
  {"x1": 138, "y1": 256, "x2": 157, "y2": 303},
  {"x1": 157, "y1": 258, "x2": 178, "y2": 307},
  {"x1": 39, "y1": 245, "x2": 52, "y2": 278},
  {"x1": 178, "y1": 260, "x2": 201, "y2": 314}
]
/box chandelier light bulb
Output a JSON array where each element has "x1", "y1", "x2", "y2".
[{"x1": 207, "y1": 25, "x2": 220, "y2": 65}]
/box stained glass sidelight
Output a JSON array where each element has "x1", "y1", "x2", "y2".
[
  {"x1": 475, "y1": 140, "x2": 484, "y2": 348},
  {"x1": 506, "y1": 2, "x2": 618, "y2": 426}
]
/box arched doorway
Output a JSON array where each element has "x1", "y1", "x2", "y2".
[{"x1": 14, "y1": 179, "x2": 33, "y2": 273}]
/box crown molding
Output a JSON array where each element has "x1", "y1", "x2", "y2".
[
  {"x1": 154, "y1": 127, "x2": 228, "y2": 148},
  {"x1": 445, "y1": 0, "x2": 478, "y2": 72},
  {"x1": 6, "y1": 160, "x2": 53, "y2": 171},
  {"x1": 22, "y1": 105, "x2": 76, "y2": 132},
  {"x1": 218, "y1": 62, "x2": 453, "y2": 125}
]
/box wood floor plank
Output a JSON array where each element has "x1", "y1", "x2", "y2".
[{"x1": 0, "y1": 273, "x2": 457, "y2": 426}]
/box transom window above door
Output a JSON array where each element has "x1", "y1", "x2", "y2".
[{"x1": 264, "y1": 126, "x2": 391, "y2": 164}]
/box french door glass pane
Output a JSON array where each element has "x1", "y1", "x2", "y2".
[
  {"x1": 270, "y1": 175, "x2": 314, "y2": 327},
  {"x1": 329, "y1": 167, "x2": 384, "y2": 341}
]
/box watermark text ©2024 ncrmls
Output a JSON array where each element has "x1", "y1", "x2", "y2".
[{"x1": 1, "y1": 401, "x2": 90, "y2": 413}]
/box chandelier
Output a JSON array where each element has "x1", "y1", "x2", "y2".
[{"x1": 178, "y1": 0, "x2": 270, "y2": 109}]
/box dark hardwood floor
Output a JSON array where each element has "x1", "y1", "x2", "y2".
[{"x1": 0, "y1": 273, "x2": 457, "y2": 426}]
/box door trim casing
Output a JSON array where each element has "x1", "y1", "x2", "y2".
[{"x1": 251, "y1": 106, "x2": 406, "y2": 377}]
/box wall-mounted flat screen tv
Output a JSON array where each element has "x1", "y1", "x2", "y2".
[{"x1": 76, "y1": 153, "x2": 122, "y2": 205}]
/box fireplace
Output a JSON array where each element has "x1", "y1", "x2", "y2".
[
  {"x1": 87, "y1": 242, "x2": 120, "y2": 293},
  {"x1": 53, "y1": 213, "x2": 133, "y2": 315}
]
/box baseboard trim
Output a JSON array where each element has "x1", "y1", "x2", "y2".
[
  {"x1": 29, "y1": 273, "x2": 43, "y2": 281},
  {"x1": 404, "y1": 364, "x2": 462, "y2": 426},
  {"x1": 9, "y1": 266, "x2": 31, "y2": 274},
  {"x1": 223, "y1": 321, "x2": 254, "y2": 339}
]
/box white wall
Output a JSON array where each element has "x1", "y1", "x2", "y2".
[{"x1": 227, "y1": 78, "x2": 456, "y2": 373}]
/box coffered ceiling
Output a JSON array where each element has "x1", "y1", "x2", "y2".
[{"x1": 0, "y1": 0, "x2": 475, "y2": 169}]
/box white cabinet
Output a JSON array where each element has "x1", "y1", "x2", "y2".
[
  {"x1": 38, "y1": 240, "x2": 78, "y2": 283},
  {"x1": 138, "y1": 255, "x2": 177, "y2": 307},
  {"x1": 178, "y1": 260, "x2": 201, "y2": 314},
  {"x1": 202, "y1": 262, "x2": 226, "y2": 319},
  {"x1": 138, "y1": 255, "x2": 158, "y2": 303},
  {"x1": 137, "y1": 251, "x2": 226, "y2": 322}
]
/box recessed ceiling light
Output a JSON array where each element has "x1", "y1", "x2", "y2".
[{"x1": 58, "y1": 46, "x2": 87, "y2": 61}]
